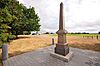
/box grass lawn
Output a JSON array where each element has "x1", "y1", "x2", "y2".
[
  {"x1": 50, "y1": 34, "x2": 100, "y2": 36},
  {"x1": 67, "y1": 34, "x2": 100, "y2": 36},
  {"x1": 50, "y1": 34, "x2": 100, "y2": 51}
]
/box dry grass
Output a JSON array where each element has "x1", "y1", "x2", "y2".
[
  {"x1": 8, "y1": 35, "x2": 53, "y2": 57},
  {"x1": 0, "y1": 34, "x2": 100, "y2": 66},
  {"x1": 67, "y1": 36, "x2": 100, "y2": 51},
  {"x1": 0, "y1": 35, "x2": 53, "y2": 66}
]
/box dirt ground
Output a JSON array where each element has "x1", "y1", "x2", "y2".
[{"x1": 0, "y1": 34, "x2": 100, "y2": 66}]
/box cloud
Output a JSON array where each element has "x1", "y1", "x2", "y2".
[{"x1": 18, "y1": 0, "x2": 100, "y2": 33}]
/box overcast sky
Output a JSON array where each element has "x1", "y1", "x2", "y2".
[{"x1": 18, "y1": 0, "x2": 100, "y2": 33}]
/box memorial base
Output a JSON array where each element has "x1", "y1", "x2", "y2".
[
  {"x1": 55, "y1": 44, "x2": 69, "y2": 56},
  {"x1": 50, "y1": 52, "x2": 73, "y2": 62}
]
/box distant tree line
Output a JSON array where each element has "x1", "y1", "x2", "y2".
[
  {"x1": 43, "y1": 32, "x2": 54, "y2": 34},
  {"x1": 0, "y1": 0, "x2": 41, "y2": 46},
  {"x1": 43, "y1": 32, "x2": 100, "y2": 34},
  {"x1": 69, "y1": 32, "x2": 89, "y2": 34},
  {"x1": 69, "y1": 32, "x2": 100, "y2": 34}
]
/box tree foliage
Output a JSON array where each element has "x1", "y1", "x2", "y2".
[
  {"x1": 0, "y1": 0, "x2": 41, "y2": 45},
  {"x1": 98, "y1": 32, "x2": 100, "y2": 34}
]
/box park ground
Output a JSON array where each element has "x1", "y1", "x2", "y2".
[{"x1": 0, "y1": 34, "x2": 100, "y2": 66}]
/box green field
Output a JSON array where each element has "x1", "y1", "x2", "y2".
[{"x1": 50, "y1": 34, "x2": 100, "y2": 37}]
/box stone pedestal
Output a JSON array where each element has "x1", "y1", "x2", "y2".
[
  {"x1": 55, "y1": 44, "x2": 69, "y2": 56},
  {"x1": 55, "y1": 29, "x2": 69, "y2": 56},
  {"x1": 50, "y1": 52, "x2": 73, "y2": 62}
]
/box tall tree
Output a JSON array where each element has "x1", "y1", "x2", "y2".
[
  {"x1": 9, "y1": 1, "x2": 41, "y2": 35},
  {"x1": 0, "y1": 0, "x2": 14, "y2": 43},
  {"x1": 22, "y1": 7, "x2": 40, "y2": 32},
  {"x1": 0, "y1": 0, "x2": 41, "y2": 45}
]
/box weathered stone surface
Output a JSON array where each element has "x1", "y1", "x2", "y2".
[
  {"x1": 57, "y1": 34, "x2": 66, "y2": 43},
  {"x1": 59, "y1": 2, "x2": 64, "y2": 30},
  {"x1": 55, "y1": 2, "x2": 69, "y2": 56},
  {"x1": 2, "y1": 44, "x2": 8, "y2": 61},
  {"x1": 50, "y1": 52, "x2": 73, "y2": 62},
  {"x1": 55, "y1": 44, "x2": 69, "y2": 56}
]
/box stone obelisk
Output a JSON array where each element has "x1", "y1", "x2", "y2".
[{"x1": 55, "y1": 2, "x2": 69, "y2": 56}]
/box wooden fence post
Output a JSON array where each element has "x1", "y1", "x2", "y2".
[
  {"x1": 52, "y1": 38, "x2": 54, "y2": 45},
  {"x1": 96, "y1": 36, "x2": 98, "y2": 40}
]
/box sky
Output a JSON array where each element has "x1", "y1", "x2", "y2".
[{"x1": 18, "y1": 0, "x2": 100, "y2": 33}]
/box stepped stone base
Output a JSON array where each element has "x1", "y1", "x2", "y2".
[
  {"x1": 55, "y1": 44, "x2": 69, "y2": 56},
  {"x1": 50, "y1": 52, "x2": 73, "y2": 62}
]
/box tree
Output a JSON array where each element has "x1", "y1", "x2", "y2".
[
  {"x1": 0, "y1": 0, "x2": 14, "y2": 43},
  {"x1": 44, "y1": 32, "x2": 49, "y2": 34},
  {"x1": 9, "y1": 1, "x2": 41, "y2": 36},
  {"x1": 21, "y1": 7, "x2": 40, "y2": 32},
  {"x1": 8, "y1": 1, "x2": 26, "y2": 36},
  {"x1": 98, "y1": 32, "x2": 100, "y2": 34},
  {"x1": 0, "y1": 0, "x2": 41, "y2": 46}
]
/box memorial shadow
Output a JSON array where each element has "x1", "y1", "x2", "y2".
[{"x1": 8, "y1": 50, "x2": 29, "y2": 57}]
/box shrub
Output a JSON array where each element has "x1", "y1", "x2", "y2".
[
  {"x1": 0, "y1": 33, "x2": 16, "y2": 48},
  {"x1": 0, "y1": 33, "x2": 9, "y2": 42},
  {"x1": 0, "y1": 41, "x2": 2, "y2": 48},
  {"x1": 23, "y1": 31, "x2": 30, "y2": 35},
  {"x1": 44, "y1": 32, "x2": 49, "y2": 34},
  {"x1": 8, "y1": 34, "x2": 16, "y2": 40}
]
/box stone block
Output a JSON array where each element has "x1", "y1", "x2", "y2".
[{"x1": 50, "y1": 52, "x2": 73, "y2": 62}]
